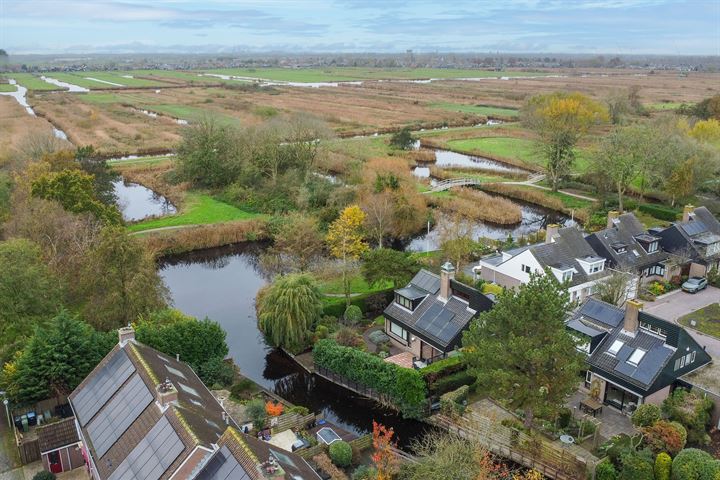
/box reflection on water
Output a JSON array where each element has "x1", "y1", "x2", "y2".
[
  {"x1": 40, "y1": 76, "x2": 89, "y2": 92},
  {"x1": 433, "y1": 149, "x2": 527, "y2": 174},
  {"x1": 113, "y1": 178, "x2": 176, "y2": 221}
]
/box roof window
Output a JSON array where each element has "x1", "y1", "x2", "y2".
[
  {"x1": 628, "y1": 349, "x2": 646, "y2": 366},
  {"x1": 608, "y1": 340, "x2": 624, "y2": 356}
]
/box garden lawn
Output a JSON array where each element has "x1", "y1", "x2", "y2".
[
  {"x1": 127, "y1": 192, "x2": 260, "y2": 232},
  {"x1": 317, "y1": 273, "x2": 392, "y2": 296},
  {"x1": 4, "y1": 73, "x2": 60, "y2": 91},
  {"x1": 678, "y1": 303, "x2": 720, "y2": 338},
  {"x1": 430, "y1": 102, "x2": 519, "y2": 117}
]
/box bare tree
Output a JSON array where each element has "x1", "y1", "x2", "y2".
[
  {"x1": 361, "y1": 191, "x2": 394, "y2": 248},
  {"x1": 594, "y1": 270, "x2": 634, "y2": 306}
]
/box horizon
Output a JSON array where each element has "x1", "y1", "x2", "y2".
[{"x1": 2, "y1": 0, "x2": 719, "y2": 56}]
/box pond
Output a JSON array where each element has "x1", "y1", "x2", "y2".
[
  {"x1": 113, "y1": 177, "x2": 176, "y2": 221},
  {"x1": 159, "y1": 243, "x2": 435, "y2": 448},
  {"x1": 412, "y1": 146, "x2": 529, "y2": 176}
]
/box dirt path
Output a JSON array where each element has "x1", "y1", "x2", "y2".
[
  {"x1": 504, "y1": 174, "x2": 598, "y2": 202},
  {"x1": 129, "y1": 224, "x2": 201, "y2": 235}
]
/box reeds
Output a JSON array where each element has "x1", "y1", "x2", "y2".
[
  {"x1": 432, "y1": 187, "x2": 523, "y2": 225},
  {"x1": 479, "y1": 183, "x2": 589, "y2": 223},
  {"x1": 140, "y1": 219, "x2": 269, "y2": 256}
]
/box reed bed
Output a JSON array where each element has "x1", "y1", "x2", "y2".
[
  {"x1": 479, "y1": 183, "x2": 590, "y2": 223},
  {"x1": 432, "y1": 187, "x2": 522, "y2": 225},
  {"x1": 113, "y1": 161, "x2": 187, "y2": 206},
  {"x1": 407, "y1": 149, "x2": 436, "y2": 163}
]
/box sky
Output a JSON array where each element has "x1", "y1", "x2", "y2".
[{"x1": 1, "y1": 0, "x2": 719, "y2": 55}]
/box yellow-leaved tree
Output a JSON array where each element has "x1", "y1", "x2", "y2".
[
  {"x1": 689, "y1": 118, "x2": 720, "y2": 146},
  {"x1": 326, "y1": 205, "x2": 369, "y2": 306}
]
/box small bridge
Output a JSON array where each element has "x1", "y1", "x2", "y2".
[{"x1": 425, "y1": 177, "x2": 481, "y2": 193}]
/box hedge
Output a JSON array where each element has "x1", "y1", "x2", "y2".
[
  {"x1": 313, "y1": 339, "x2": 427, "y2": 418},
  {"x1": 428, "y1": 370, "x2": 475, "y2": 396},
  {"x1": 671, "y1": 448, "x2": 720, "y2": 480},
  {"x1": 420, "y1": 355, "x2": 464, "y2": 381},
  {"x1": 329, "y1": 440, "x2": 353, "y2": 467},
  {"x1": 638, "y1": 204, "x2": 679, "y2": 222},
  {"x1": 440, "y1": 385, "x2": 469, "y2": 416},
  {"x1": 322, "y1": 289, "x2": 393, "y2": 318}
]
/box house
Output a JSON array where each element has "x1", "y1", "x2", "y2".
[
  {"x1": 383, "y1": 262, "x2": 493, "y2": 363},
  {"x1": 567, "y1": 298, "x2": 712, "y2": 414},
  {"x1": 475, "y1": 225, "x2": 614, "y2": 303},
  {"x1": 586, "y1": 211, "x2": 671, "y2": 286},
  {"x1": 655, "y1": 205, "x2": 720, "y2": 277},
  {"x1": 37, "y1": 417, "x2": 84, "y2": 474},
  {"x1": 68, "y1": 326, "x2": 320, "y2": 480}
]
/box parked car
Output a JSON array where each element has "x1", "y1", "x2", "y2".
[{"x1": 681, "y1": 277, "x2": 708, "y2": 293}]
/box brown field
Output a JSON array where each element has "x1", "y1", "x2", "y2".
[
  {"x1": 12, "y1": 69, "x2": 720, "y2": 156},
  {"x1": 0, "y1": 96, "x2": 57, "y2": 155}
]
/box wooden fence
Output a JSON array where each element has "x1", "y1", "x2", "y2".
[
  {"x1": 296, "y1": 434, "x2": 373, "y2": 460},
  {"x1": 17, "y1": 438, "x2": 40, "y2": 465},
  {"x1": 315, "y1": 366, "x2": 396, "y2": 409}
]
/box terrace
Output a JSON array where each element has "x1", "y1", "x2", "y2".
[{"x1": 566, "y1": 390, "x2": 637, "y2": 441}]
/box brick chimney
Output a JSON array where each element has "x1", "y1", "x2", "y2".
[
  {"x1": 118, "y1": 326, "x2": 135, "y2": 346},
  {"x1": 607, "y1": 210, "x2": 620, "y2": 229},
  {"x1": 682, "y1": 205, "x2": 695, "y2": 223},
  {"x1": 623, "y1": 300, "x2": 643, "y2": 333},
  {"x1": 439, "y1": 262, "x2": 455, "y2": 301},
  {"x1": 156, "y1": 378, "x2": 178, "y2": 409},
  {"x1": 545, "y1": 224, "x2": 559, "y2": 244}
]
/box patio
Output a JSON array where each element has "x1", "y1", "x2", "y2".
[{"x1": 566, "y1": 390, "x2": 638, "y2": 441}]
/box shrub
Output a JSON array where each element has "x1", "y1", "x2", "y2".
[
  {"x1": 599, "y1": 434, "x2": 645, "y2": 466},
  {"x1": 655, "y1": 452, "x2": 672, "y2": 480},
  {"x1": 316, "y1": 325, "x2": 330, "y2": 339},
  {"x1": 313, "y1": 453, "x2": 349, "y2": 480},
  {"x1": 197, "y1": 357, "x2": 235, "y2": 387},
  {"x1": 329, "y1": 440, "x2": 353, "y2": 467},
  {"x1": 313, "y1": 339, "x2": 427, "y2": 418},
  {"x1": 343, "y1": 305, "x2": 363, "y2": 326},
  {"x1": 663, "y1": 389, "x2": 714, "y2": 446},
  {"x1": 351, "y1": 465, "x2": 377, "y2": 480},
  {"x1": 638, "y1": 204, "x2": 679, "y2": 222},
  {"x1": 287, "y1": 405, "x2": 309, "y2": 416},
  {"x1": 265, "y1": 401, "x2": 284, "y2": 417},
  {"x1": 671, "y1": 448, "x2": 720, "y2": 480},
  {"x1": 632, "y1": 403, "x2": 662, "y2": 427},
  {"x1": 596, "y1": 459, "x2": 619, "y2": 480},
  {"x1": 335, "y1": 327, "x2": 363, "y2": 348},
  {"x1": 619, "y1": 450, "x2": 654, "y2": 480},
  {"x1": 557, "y1": 407, "x2": 572, "y2": 429},
  {"x1": 439, "y1": 385, "x2": 469, "y2": 416},
  {"x1": 245, "y1": 399, "x2": 267, "y2": 430},
  {"x1": 32, "y1": 473, "x2": 56, "y2": 480},
  {"x1": 648, "y1": 282, "x2": 666, "y2": 296},
  {"x1": 419, "y1": 356, "x2": 465, "y2": 384},
  {"x1": 230, "y1": 379, "x2": 255, "y2": 400},
  {"x1": 429, "y1": 370, "x2": 475, "y2": 395},
  {"x1": 643, "y1": 420, "x2": 687, "y2": 456}
]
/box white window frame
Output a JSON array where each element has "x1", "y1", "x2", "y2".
[
  {"x1": 521, "y1": 264, "x2": 531, "y2": 274},
  {"x1": 389, "y1": 322, "x2": 407, "y2": 341}
]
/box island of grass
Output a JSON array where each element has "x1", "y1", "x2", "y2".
[
  {"x1": 678, "y1": 303, "x2": 720, "y2": 338},
  {"x1": 3, "y1": 73, "x2": 60, "y2": 91},
  {"x1": 431, "y1": 102, "x2": 519, "y2": 118},
  {"x1": 0, "y1": 84, "x2": 17, "y2": 92},
  {"x1": 128, "y1": 192, "x2": 261, "y2": 233}
]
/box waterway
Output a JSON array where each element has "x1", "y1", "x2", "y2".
[{"x1": 113, "y1": 177, "x2": 176, "y2": 221}]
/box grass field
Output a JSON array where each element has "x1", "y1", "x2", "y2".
[
  {"x1": 317, "y1": 273, "x2": 392, "y2": 295},
  {"x1": 647, "y1": 102, "x2": 684, "y2": 111},
  {"x1": 142, "y1": 104, "x2": 240, "y2": 126},
  {"x1": 430, "y1": 102, "x2": 519, "y2": 117},
  {"x1": 39, "y1": 71, "x2": 171, "y2": 89},
  {"x1": 678, "y1": 303, "x2": 720, "y2": 338},
  {"x1": 0, "y1": 84, "x2": 17, "y2": 92},
  {"x1": 3, "y1": 73, "x2": 60, "y2": 91},
  {"x1": 200, "y1": 67, "x2": 547, "y2": 83},
  {"x1": 127, "y1": 192, "x2": 260, "y2": 232}
]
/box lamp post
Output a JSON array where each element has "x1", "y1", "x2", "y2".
[{"x1": 3, "y1": 398, "x2": 9, "y2": 429}]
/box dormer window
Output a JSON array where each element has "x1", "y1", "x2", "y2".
[
  {"x1": 395, "y1": 294, "x2": 414, "y2": 311},
  {"x1": 562, "y1": 271, "x2": 573, "y2": 282},
  {"x1": 394, "y1": 286, "x2": 427, "y2": 312},
  {"x1": 612, "y1": 243, "x2": 627, "y2": 254},
  {"x1": 608, "y1": 339, "x2": 624, "y2": 356},
  {"x1": 635, "y1": 234, "x2": 662, "y2": 254}
]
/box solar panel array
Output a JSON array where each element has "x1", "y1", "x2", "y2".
[
  {"x1": 72, "y1": 350, "x2": 135, "y2": 427},
  {"x1": 613, "y1": 345, "x2": 673, "y2": 387},
  {"x1": 414, "y1": 302, "x2": 459, "y2": 344},
  {"x1": 582, "y1": 300, "x2": 624, "y2": 328},
  {"x1": 411, "y1": 270, "x2": 440, "y2": 294},
  {"x1": 108, "y1": 416, "x2": 185, "y2": 480},
  {"x1": 86, "y1": 373, "x2": 153, "y2": 458},
  {"x1": 195, "y1": 446, "x2": 251, "y2": 480},
  {"x1": 681, "y1": 221, "x2": 708, "y2": 237}
]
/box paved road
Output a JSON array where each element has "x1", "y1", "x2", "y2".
[{"x1": 644, "y1": 286, "x2": 720, "y2": 358}]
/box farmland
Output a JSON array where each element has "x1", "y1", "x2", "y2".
[{"x1": 1, "y1": 72, "x2": 59, "y2": 90}]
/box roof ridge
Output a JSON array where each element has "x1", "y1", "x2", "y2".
[
  {"x1": 171, "y1": 406, "x2": 200, "y2": 445},
  {"x1": 128, "y1": 341, "x2": 161, "y2": 386}
]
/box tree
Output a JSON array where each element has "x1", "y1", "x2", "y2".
[
  {"x1": 269, "y1": 213, "x2": 325, "y2": 272},
  {"x1": 361, "y1": 248, "x2": 420, "y2": 288},
  {"x1": 329, "y1": 441, "x2": 352, "y2": 467},
  {"x1": 245, "y1": 399, "x2": 267, "y2": 430},
  {"x1": 176, "y1": 117, "x2": 240, "y2": 188},
  {"x1": 631, "y1": 403, "x2": 662, "y2": 427},
  {"x1": 80, "y1": 226, "x2": 168, "y2": 330},
  {"x1": 671, "y1": 448, "x2": 720, "y2": 480},
  {"x1": 463, "y1": 271, "x2": 584, "y2": 428},
  {"x1": 0, "y1": 239, "x2": 63, "y2": 363},
  {"x1": 361, "y1": 191, "x2": 394, "y2": 248},
  {"x1": 30, "y1": 168, "x2": 122, "y2": 223},
  {"x1": 595, "y1": 270, "x2": 632, "y2": 307},
  {"x1": 389, "y1": 127, "x2": 416, "y2": 150},
  {"x1": 642, "y1": 420, "x2": 687, "y2": 456},
  {"x1": 681, "y1": 95, "x2": 720, "y2": 120},
  {"x1": 438, "y1": 214, "x2": 475, "y2": 271},
  {"x1": 372, "y1": 421, "x2": 398, "y2": 480},
  {"x1": 689, "y1": 118, "x2": 720, "y2": 145},
  {"x1": 10, "y1": 310, "x2": 113, "y2": 404},
  {"x1": 326, "y1": 205, "x2": 369, "y2": 306},
  {"x1": 666, "y1": 158, "x2": 697, "y2": 207},
  {"x1": 619, "y1": 450, "x2": 654, "y2": 480},
  {"x1": 257, "y1": 273, "x2": 323, "y2": 353},
  {"x1": 523, "y1": 92, "x2": 609, "y2": 191}
]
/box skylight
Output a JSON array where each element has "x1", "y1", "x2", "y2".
[
  {"x1": 608, "y1": 340, "x2": 624, "y2": 356},
  {"x1": 178, "y1": 383, "x2": 200, "y2": 397},
  {"x1": 628, "y1": 349, "x2": 646, "y2": 366}
]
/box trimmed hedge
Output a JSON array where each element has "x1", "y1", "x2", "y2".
[
  {"x1": 639, "y1": 204, "x2": 679, "y2": 222},
  {"x1": 671, "y1": 448, "x2": 720, "y2": 480},
  {"x1": 329, "y1": 440, "x2": 353, "y2": 467},
  {"x1": 655, "y1": 452, "x2": 672, "y2": 480},
  {"x1": 420, "y1": 356, "x2": 464, "y2": 382},
  {"x1": 440, "y1": 385, "x2": 469, "y2": 416},
  {"x1": 322, "y1": 290, "x2": 393, "y2": 318},
  {"x1": 313, "y1": 339, "x2": 427, "y2": 418},
  {"x1": 428, "y1": 370, "x2": 475, "y2": 395}
]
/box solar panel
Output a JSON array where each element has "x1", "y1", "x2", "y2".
[
  {"x1": 681, "y1": 221, "x2": 708, "y2": 237},
  {"x1": 633, "y1": 347, "x2": 673, "y2": 385},
  {"x1": 615, "y1": 345, "x2": 633, "y2": 363},
  {"x1": 195, "y1": 445, "x2": 251, "y2": 480},
  {"x1": 317, "y1": 427, "x2": 342, "y2": 445},
  {"x1": 412, "y1": 271, "x2": 440, "y2": 294},
  {"x1": 582, "y1": 300, "x2": 624, "y2": 327},
  {"x1": 86, "y1": 373, "x2": 153, "y2": 458},
  {"x1": 108, "y1": 416, "x2": 185, "y2": 480},
  {"x1": 73, "y1": 350, "x2": 135, "y2": 426},
  {"x1": 415, "y1": 302, "x2": 459, "y2": 344},
  {"x1": 614, "y1": 361, "x2": 637, "y2": 378}
]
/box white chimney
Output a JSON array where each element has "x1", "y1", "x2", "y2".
[
  {"x1": 546, "y1": 224, "x2": 560, "y2": 244},
  {"x1": 682, "y1": 205, "x2": 695, "y2": 223},
  {"x1": 439, "y1": 262, "x2": 455, "y2": 301},
  {"x1": 607, "y1": 210, "x2": 620, "y2": 229},
  {"x1": 118, "y1": 326, "x2": 135, "y2": 346}
]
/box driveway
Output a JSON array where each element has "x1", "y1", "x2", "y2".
[{"x1": 644, "y1": 286, "x2": 720, "y2": 358}]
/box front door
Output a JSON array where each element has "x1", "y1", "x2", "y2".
[{"x1": 48, "y1": 450, "x2": 63, "y2": 473}]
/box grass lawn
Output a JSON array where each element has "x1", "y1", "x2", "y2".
[
  {"x1": 326, "y1": 135, "x2": 394, "y2": 160},
  {"x1": 0, "y1": 84, "x2": 17, "y2": 92},
  {"x1": 317, "y1": 273, "x2": 392, "y2": 295},
  {"x1": 3, "y1": 73, "x2": 59, "y2": 91},
  {"x1": 127, "y1": 192, "x2": 260, "y2": 232},
  {"x1": 108, "y1": 155, "x2": 175, "y2": 167},
  {"x1": 430, "y1": 102, "x2": 519, "y2": 117},
  {"x1": 541, "y1": 189, "x2": 594, "y2": 209},
  {"x1": 78, "y1": 71, "x2": 170, "y2": 87},
  {"x1": 678, "y1": 303, "x2": 720, "y2": 338},
  {"x1": 142, "y1": 104, "x2": 240, "y2": 126}
]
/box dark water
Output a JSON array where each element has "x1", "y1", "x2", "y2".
[
  {"x1": 412, "y1": 145, "x2": 529, "y2": 177},
  {"x1": 405, "y1": 198, "x2": 576, "y2": 252},
  {"x1": 113, "y1": 178, "x2": 176, "y2": 221},
  {"x1": 158, "y1": 243, "x2": 433, "y2": 448}
]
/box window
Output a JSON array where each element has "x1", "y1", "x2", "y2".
[
  {"x1": 691, "y1": 351, "x2": 696, "y2": 363},
  {"x1": 628, "y1": 349, "x2": 646, "y2": 366},
  {"x1": 584, "y1": 370, "x2": 592, "y2": 388},
  {"x1": 643, "y1": 264, "x2": 665, "y2": 277},
  {"x1": 639, "y1": 321, "x2": 668, "y2": 338},
  {"x1": 608, "y1": 340, "x2": 624, "y2": 356},
  {"x1": 590, "y1": 263, "x2": 603, "y2": 273},
  {"x1": 389, "y1": 322, "x2": 407, "y2": 341},
  {"x1": 395, "y1": 294, "x2": 413, "y2": 310},
  {"x1": 562, "y1": 271, "x2": 573, "y2": 282},
  {"x1": 685, "y1": 352, "x2": 694, "y2": 366},
  {"x1": 521, "y1": 264, "x2": 531, "y2": 274},
  {"x1": 647, "y1": 241, "x2": 659, "y2": 253}
]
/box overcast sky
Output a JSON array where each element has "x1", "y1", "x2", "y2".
[{"x1": 2, "y1": 0, "x2": 719, "y2": 55}]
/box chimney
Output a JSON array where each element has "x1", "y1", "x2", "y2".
[
  {"x1": 156, "y1": 378, "x2": 178, "y2": 408},
  {"x1": 118, "y1": 326, "x2": 135, "y2": 346},
  {"x1": 682, "y1": 205, "x2": 695, "y2": 223},
  {"x1": 623, "y1": 300, "x2": 643, "y2": 333},
  {"x1": 607, "y1": 210, "x2": 620, "y2": 229},
  {"x1": 439, "y1": 262, "x2": 455, "y2": 301},
  {"x1": 545, "y1": 224, "x2": 560, "y2": 244}
]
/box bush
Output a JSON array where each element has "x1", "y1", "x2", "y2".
[
  {"x1": 619, "y1": 450, "x2": 654, "y2": 480},
  {"x1": 439, "y1": 385, "x2": 469, "y2": 416},
  {"x1": 343, "y1": 305, "x2": 363, "y2": 326},
  {"x1": 557, "y1": 407, "x2": 572, "y2": 429},
  {"x1": 32, "y1": 473, "x2": 56, "y2": 480},
  {"x1": 429, "y1": 370, "x2": 475, "y2": 395},
  {"x1": 671, "y1": 448, "x2": 720, "y2": 480},
  {"x1": 265, "y1": 401, "x2": 284, "y2": 416},
  {"x1": 419, "y1": 356, "x2": 465, "y2": 384},
  {"x1": 335, "y1": 327, "x2": 363, "y2": 348},
  {"x1": 329, "y1": 440, "x2": 353, "y2": 467},
  {"x1": 663, "y1": 389, "x2": 714, "y2": 446},
  {"x1": 287, "y1": 405, "x2": 309, "y2": 416},
  {"x1": 643, "y1": 420, "x2": 687, "y2": 456},
  {"x1": 632, "y1": 403, "x2": 662, "y2": 427},
  {"x1": 245, "y1": 399, "x2": 267, "y2": 430},
  {"x1": 596, "y1": 459, "x2": 619, "y2": 480},
  {"x1": 655, "y1": 452, "x2": 672, "y2": 480},
  {"x1": 197, "y1": 357, "x2": 234, "y2": 387},
  {"x1": 313, "y1": 339, "x2": 427, "y2": 418},
  {"x1": 230, "y1": 379, "x2": 255, "y2": 400},
  {"x1": 638, "y1": 204, "x2": 679, "y2": 222},
  {"x1": 316, "y1": 325, "x2": 330, "y2": 339},
  {"x1": 351, "y1": 465, "x2": 378, "y2": 480}
]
